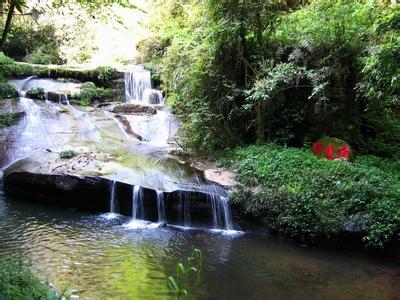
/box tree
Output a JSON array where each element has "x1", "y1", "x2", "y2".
[{"x1": 0, "y1": 0, "x2": 137, "y2": 51}]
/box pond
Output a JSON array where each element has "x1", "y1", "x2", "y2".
[{"x1": 1, "y1": 182, "x2": 399, "y2": 300}]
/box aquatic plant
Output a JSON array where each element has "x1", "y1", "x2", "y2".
[
  {"x1": 59, "y1": 150, "x2": 78, "y2": 160},
  {"x1": 168, "y1": 248, "x2": 203, "y2": 299}
]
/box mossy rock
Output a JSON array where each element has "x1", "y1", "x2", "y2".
[{"x1": 25, "y1": 87, "x2": 45, "y2": 100}]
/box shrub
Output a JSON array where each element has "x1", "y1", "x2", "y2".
[
  {"x1": 0, "y1": 82, "x2": 17, "y2": 98},
  {"x1": 3, "y1": 21, "x2": 63, "y2": 64},
  {"x1": 95, "y1": 66, "x2": 117, "y2": 86},
  {"x1": 25, "y1": 48, "x2": 64, "y2": 65},
  {"x1": 72, "y1": 82, "x2": 112, "y2": 105},
  {"x1": 221, "y1": 144, "x2": 400, "y2": 249},
  {"x1": 25, "y1": 87, "x2": 45, "y2": 100},
  {"x1": 0, "y1": 113, "x2": 15, "y2": 128},
  {"x1": 0, "y1": 52, "x2": 35, "y2": 79},
  {"x1": 59, "y1": 150, "x2": 78, "y2": 159}
]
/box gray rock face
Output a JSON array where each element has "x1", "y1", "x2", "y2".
[{"x1": 112, "y1": 104, "x2": 157, "y2": 115}]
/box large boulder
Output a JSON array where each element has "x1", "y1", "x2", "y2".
[{"x1": 112, "y1": 103, "x2": 157, "y2": 115}]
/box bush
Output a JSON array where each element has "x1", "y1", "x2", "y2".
[
  {"x1": 25, "y1": 48, "x2": 64, "y2": 65},
  {"x1": 72, "y1": 82, "x2": 112, "y2": 105},
  {"x1": 0, "y1": 113, "x2": 15, "y2": 128},
  {"x1": 95, "y1": 66, "x2": 117, "y2": 86},
  {"x1": 0, "y1": 52, "x2": 35, "y2": 79},
  {"x1": 26, "y1": 87, "x2": 45, "y2": 100},
  {"x1": 0, "y1": 82, "x2": 17, "y2": 98},
  {"x1": 221, "y1": 144, "x2": 400, "y2": 249},
  {"x1": 0, "y1": 256, "x2": 60, "y2": 299},
  {"x1": 3, "y1": 21, "x2": 63, "y2": 64},
  {"x1": 59, "y1": 150, "x2": 78, "y2": 159}
]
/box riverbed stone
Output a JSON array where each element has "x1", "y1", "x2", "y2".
[{"x1": 112, "y1": 103, "x2": 157, "y2": 115}]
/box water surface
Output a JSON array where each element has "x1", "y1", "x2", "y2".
[{"x1": 0, "y1": 184, "x2": 399, "y2": 300}]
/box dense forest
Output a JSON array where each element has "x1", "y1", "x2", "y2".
[{"x1": 0, "y1": 0, "x2": 399, "y2": 299}]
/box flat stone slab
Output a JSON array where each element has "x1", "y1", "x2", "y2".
[{"x1": 112, "y1": 103, "x2": 157, "y2": 115}]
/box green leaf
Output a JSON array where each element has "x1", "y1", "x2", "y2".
[{"x1": 167, "y1": 276, "x2": 179, "y2": 292}]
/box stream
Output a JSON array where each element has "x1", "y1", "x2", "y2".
[
  {"x1": 0, "y1": 186, "x2": 399, "y2": 299},
  {"x1": 1, "y1": 67, "x2": 399, "y2": 299}
]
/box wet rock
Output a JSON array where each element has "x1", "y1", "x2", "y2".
[
  {"x1": 112, "y1": 104, "x2": 157, "y2": 115},
  {"x1": 114, "y1": 114, "x2": 148, "y2": 142},
  {"x1": 46, "y1": 91, "x2": 70, "y2": 104},
  {"x1": 3, "y1": 170, "x2": 232, "y2": 229},
  {"x1": 146, "y1": 89, "x2": 163, "y2": 105}
]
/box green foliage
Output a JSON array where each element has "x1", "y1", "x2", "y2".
[
  {"x1": 0, "y1": 52, "x2": 35, "y2": 79},
  {"x1": 95, "y1": 66, "x2": 118, "y2": 86},
  {"x1": 140, "y1": 0, "x2": 398, "y2": 157},
  {"x1": 0, "y1": 82, "x2": 17, "y2": 98},
  {"x1": 4, "y1": 21, "x2": 63, "y2": 64},
  {"x1": 26, "y1": 87, "x2": 45, "y2": 100},
  {"x1": 72, "y1": 82, "x2": 112, "y2": 105},
  {"x1": 168, "y1": 249, "x2": 202, "y2": 299},
  {"x1": 0, "y1": 113, "x2": 15, "y2": 128},
  {"x1": 0, "y1": 256, "x2": 63, "y2": 299},
  {"x1": 357, "y1": 6, "x2": 400, "y2": 157},
  {"x1": 221, "y1": 144, "x2": 400, "y2": 249},
  {"x1": 59, "y1": 150, "x2": 77, "y2": 159}
]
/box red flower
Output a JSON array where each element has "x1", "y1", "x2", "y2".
[
  {"x1": 336, "y1": 146, "x2": 350, "y2": 160},
  {"x1": 312, "y1": 140, "x2": 323, "y2": 156},
  {"x1": 323, "y1": 145, "x2": 335, "y2": 160}
]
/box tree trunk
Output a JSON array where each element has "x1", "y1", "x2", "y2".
[{"x1": 0, "y1": 3, "x2": 16, "y2": 51}]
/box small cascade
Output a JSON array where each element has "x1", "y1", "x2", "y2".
[
  {"x1": 132, "y1": 186, "x2": 145, "y2": 219},
  {"x1": 124, "y1": 66, "x2": 153, "y2": 103},
  {"x1": 209, "y1": 195, "x2": 233, "y2": 231},
  {"x1": 109, "y1": 181, "x2": 117, "y2": 213},
  {"x1": 11, "y1": 77, "x2": 79, "y2": 105},
  {"x1": 156, "y1": 191, "x2": 166, "y2": 223}
]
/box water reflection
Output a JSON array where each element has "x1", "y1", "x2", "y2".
[{"x1": 0, "y1": 190, "x2": 399, "y2": 299}]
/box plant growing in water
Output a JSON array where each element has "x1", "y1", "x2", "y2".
[
  {"x1": 168, "y1": 248, "x2": 203, "y2": 299},
  {"x1": 59, "y1": 150, "x2": 77, "y2": 159}
]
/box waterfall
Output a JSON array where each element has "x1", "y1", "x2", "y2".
[
  {"x1": 109, "y1": 181, "x2": 117, "y2": 213},
  {"x1": 209, "y1": 194, "x2": 234, "y2": 230},
  {"x1": 157, "y1": 191, "x2": 166, "y2": 223},
  {"x1": 124, "y1": 66, "x2": 164, "y2": 104},
  {"x1": 132, "y1": 186, "x2": 145, "y2": 219}
]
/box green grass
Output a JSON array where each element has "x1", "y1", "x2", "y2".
[{"x1": 219, "y1": 144, "x2": 400, "y2": 249}]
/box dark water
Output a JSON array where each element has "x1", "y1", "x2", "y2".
[{"x1": 1, "y1": 185, "x2": 399, "y2": 300}]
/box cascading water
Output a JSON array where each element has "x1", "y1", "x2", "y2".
[
  {"x1": 125, "y1": 66, "x2": 152, "y2": 103},
  {"x1": 121, "y1": 65, "x2": 179, "y2": 145},
  {"x1": 11, "y1": 77, "x2": 80, "y2": 105},
  {"x1": 109, "y1": 181, "x2": 117, "y2": 213},
  {"x1": 156, "y1": 191, "x2": 166, "y2": 223},
  {"x1": 210, "y1": 195, "x2": 233, "y2": 231},
  {"x1": 132, "y1": 185, "x2": 145, "y2": 219}
]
